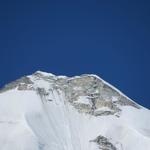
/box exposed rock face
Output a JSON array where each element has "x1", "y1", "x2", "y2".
[
  {"x1": 92, "y1": 135, "x2": 117, "y2": 150},
  {"x1": 0, "y1": 71, "x2": 140, "y2": 117},
  {"x1": 0, "y1": 76, "x2": 33, "y2": 92}
]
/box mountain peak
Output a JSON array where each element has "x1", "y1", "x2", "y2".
[
  {"x1": 0, "y1": 71, "x2": 141, "y2": 117},
  {"x1": 0, "y1": 71, "x2": 149, "y2": 150}
]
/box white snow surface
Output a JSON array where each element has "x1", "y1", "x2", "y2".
[
  {"x1": 74, "y1": 96, "x2": 92, "y2": 106},
  {"x1": 0, "y1": 71, "x2": 150, "y2": 150}
]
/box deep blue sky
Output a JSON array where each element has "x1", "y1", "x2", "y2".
[{"x1": 0, "y1": 0, "x2": 150, "y2": 108}]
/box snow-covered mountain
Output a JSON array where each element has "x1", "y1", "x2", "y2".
[{"x1": 0, "y1": 71, "x2": 150, "y2": 150}]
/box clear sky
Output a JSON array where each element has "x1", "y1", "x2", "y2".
[{"x1": 0, "y1": 0, "x2": 150, "y2": 108}]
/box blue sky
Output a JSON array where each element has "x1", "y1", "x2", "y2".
[{"x1": 0, "y1": 0, "x2": 150, "y2": 108}]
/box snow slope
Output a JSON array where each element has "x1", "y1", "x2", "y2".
[{"x1": 0, "y1": 71, "x2": 150, "y2": 150}]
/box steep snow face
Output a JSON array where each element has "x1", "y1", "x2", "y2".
[{"x1": 0, "y1": 71, "x2": 150, "y2": 150}]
